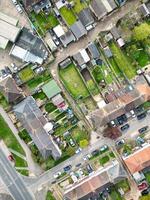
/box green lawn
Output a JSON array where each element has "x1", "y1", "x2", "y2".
[
  {"x1": 86, "y1": 79, "x2": 99, "y2": 96},
  {"x1": 0, "y1": 93, "x2": 9, "y2": 109},
  {"x1": 59, "y1": 6, "x2": 76, "y2": 26},
  {"x1": 70, "y1": 0, "x2": 87, "y2": 13},
  {"x1": 116, "y1": 179, "x2": 130, "y2": 193},
  {"x1": 59, "y1": 63, "x2": 90, "y2": 99},
  {"x1": 31, "y1": 11, "x2": 59, "y2": 35},
  {"x1": 109, "y1": 42, "x2": 136, "y2": 79},
  {"x1": 110, "y1": 188, "x2": 123, "y2": 200},
  {"x1": 46, "y1": 191, "x2": 56, "y2": 200},
  {"x1": 33, "y1": 91, "x2": 47, "y2": 100},
  {"x1": 0, "y1": 115, "x2": 28, "y2": 170},
  {"x1": 71, "y1": 126, "x2": 89, "y2": 147},
  {"x1": 144, "y1": 171, "x2": 150, "y2": 184},
  {"x1": 19, "y1": 66, "x2": 34, "y2": 82},
  {"x1": 45, "y1": 102, "x2": 57, "y2": 113},
  {"x1": 27, "y1": 71, "x2": 51, "y2": 90},
  {"x1": 99, "y1": 155, "x2": 110, "y2": 165}
]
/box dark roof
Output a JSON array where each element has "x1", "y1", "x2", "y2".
[
  {"x1": 15, "y1": 27, "x2": 48, "y2": 59},
  {"x1": 139, "y1": 3, "x2": 150, "y2": 16},
  {"x1": 107, "y1": 0, "x2": 117, "y2": 10},
  {"x1": 60, "y1": 30, "x2": 75, "y2": 47},
  {"x1": 0, "y1": 76, "x2": 22, "y2": 103},
  {"x1": 33, "y1": 0, "x2": 51, "y2": 14},
  {"x1": 87, "y1": 42, "x2": 100, "y2": 59},
  {"x1": 110, "y1": 26, "x2": 121, "y2": 40},
  {"x1": 22, "y1": 0, "x2": 41, "y2": 9},
  {"x1": 78, "y1": 8, "x2": 95, "y2": 28},
  {"x1": 90, "y1": 0, "x2": 107, "y2": 19},
  {"x1": 14, "y1": 96, "x2": 62, "y2": 160},
  {"x1": 70, "y1": 20, "x2": 87, "y2": 40}
]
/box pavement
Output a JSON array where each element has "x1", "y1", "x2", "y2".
[{"x1": 0, "y1": 148, "x2": 34, "y2": 200}]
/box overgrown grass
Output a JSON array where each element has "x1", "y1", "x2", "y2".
[
  {"x1": 109, "y1": 41, "x2": 136, "y2": 79},
  {"x1": 59, "y1": 6, "x2": 76, "y2": 26},
  {"x1": 19, "y1": 66, "x2": 34, "y2": 82},
  {"x1": 59, "y1": 63, "x2": 90, "y2": 99}
]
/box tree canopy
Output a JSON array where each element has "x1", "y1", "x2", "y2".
[{"x1": 133, "y1": 23, "x2": 150, "y2": 41}]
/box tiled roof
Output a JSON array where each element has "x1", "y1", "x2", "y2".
[{"x1": 124, "y1": 144, "x2": 150, "y2": 174}]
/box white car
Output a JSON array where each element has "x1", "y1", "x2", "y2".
[
  {"x1": 16, "y1": 4, "x2": 23, "y2": 14},
  {"x1": 53, "y1": 171, "x2": 62, "y2": 179},
  {"x1": 75, "y1": 147, "x2": 82, "y2": 154},
  {"x1": 11, "y1": 0, "x2": 17, "y2": 5}
]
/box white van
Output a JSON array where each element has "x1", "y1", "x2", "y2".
[{"x1": 11, "y1": 0, "x2": 17, "y2": 5}]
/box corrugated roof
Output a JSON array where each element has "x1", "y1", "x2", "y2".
[
  {"x1": 78, "y1": 8, "x2": 94, "y2": 28},
  {"x1": 70, "y1": 20, "x2": 87, "y2": 40},
  {"x1": 42, "y1": 80, "x2": 61, "y2": 99}
]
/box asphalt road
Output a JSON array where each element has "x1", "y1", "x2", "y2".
[{"x1": 0, "y1": 149, "x2": 35, "y2": 200}]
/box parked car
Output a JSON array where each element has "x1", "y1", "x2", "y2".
[
  {"x1": 136, "y1": 137, "x2": 145, "y2": 145},
  {"x1": 137, "y1": 112, "x2": 147, "y2": 120},
  {"x1": 141, "y1": 189, "x2": 149, "y2": 195},
  {"x1": 83, "y1": 154, "x2": 91, "y2": 161},
  {"x1": 91, "y1": 149, "x2": 99, "y2": 156},
  {"x1": 11, "y1": 63, "x2": 18, "y2": 72},
  {"x1": 53, "y1": 171, "x2": 62, "y2": 179},
  {"x1": 75, "y1": 147, "x2": 82, "y2": 154},
  {"x1": 69, "y1": 138, "x2": 75, "y2": 147},
  {"x1": 76, "y1": 163, "x2": 81, "y2": 168},
  {"x1": 138, "y1": 182, "x2": 148, "y2": 191},
  {"x1": 11, "y1": 0, "x2": 17, "y2": 4},
  {"x1": 138, "y1": 126, "x2": 149, "y2": 134},
  {"x1": 86, "y1": 164, "x2": 93, "y2": 174},
  {"x1": 16, "y1": 4, "x2": 23, "y2": 13},
  {"x1": 64, "y1": 165, "x2": 72, "y2": 172},
  {"x1": 130, "y1": 110, "x2": 136, "y2": 118},
  {"x1": 115, "y1": 139, "x2": 125, "y2": 147},
  {"x1": 121, "y1": 124, "x2": 130, "y2": 131},
  {"x1": 100, "y1": 145, "x2": 108, "y2": 153}
]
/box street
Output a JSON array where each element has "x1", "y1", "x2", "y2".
[{"x1": 0, "y1": 149, "x2": 34, "y2": 200}]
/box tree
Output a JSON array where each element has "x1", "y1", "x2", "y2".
[
  {"x1": 79, "y1": 139, "x2": 89, "y2": 148},
  {"x1": 133, "y1": 23, "x2": 150, "y2": 41}
]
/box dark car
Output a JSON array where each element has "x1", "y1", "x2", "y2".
[
  {"x1": 86, "y1": 164, "x2": 93, "y2": 174},
  {"x1": 141, "y1": 189, "x2": 149, "y2": 196},
  {"x1": 91, "y1": 149, "x2": 99, "y2": 156},
  {"x1": 138, "y1": 126, "x2": 149, "y2": 134},
  {"x1": 63, "y1": 165, "x2": 72, "y2": 172},
  {"x1": 121, "y1": 124, "x2": 129, "y2": 131},
  {"x1": 137, "y1": 112, "x2": 147, "y2": 120}
]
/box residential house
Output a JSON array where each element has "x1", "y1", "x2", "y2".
[
  {"x1": 42, "y1": 80, "x2": 61, "y2": 99},
  {"x1": 78, "y1": 8, "x2": 95, "y2": 30},
  {"x1": 90, "y1": 87, "x2": 145, "y2": 128},
  {"x1": 53, "y1": 25, "x2": 75, "y2": 47},
  {"x1": 70, "y1": 20, "x2": 87, "y2": 40},
  {"x1": 51, "y1": 94, "x2": 68, "y2": 110},
  {"x1": 73, "y1": 49, "x2": 90, "y2": 69},
  {"x1": 87, "y1": 42, "x2": 100, "y2": 60},
  {"x1": 90, "y1": 0, "x2": 117, "y2": 20},
  {"x1": 103, "y1": 46, "x2": 113, "y2": 58},
  {"x1": 22, "y1": 0, "x2": 51, "y2": 13},
  {"x1": 0, "y1": 12, "x2": 20, "y2": 49},
  {"x1": 14, "y1": 96, "x2": 62, "y2": 160},
  {"x1": 110, "y1": 26, "x2": 121, "y2": 40},
  {"x1": 64, "y1": 160, "x2": 127, "y2": 200},
  {"x1": 139, "y1": 3, "x2": 150, "y2": 17},
  {"x1": 10, "y1": 28, "x2": 48, "y2": 64},
  {"x1": 123, "y1": 144, "x2": 150, "y2": 183},
  {"x1": 0, "y1": 76, "x2": 23, "y2": 104}
]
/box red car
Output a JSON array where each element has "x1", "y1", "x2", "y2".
[{"x1": 138, "y1": 182, "x2": 148, "y2": 191}]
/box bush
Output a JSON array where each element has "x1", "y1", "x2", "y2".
[
  {"x1": 18, "y1": 129, "x2": 32, "y2": 144},
  {"x1": 79, "y1": 139, "x2": 89, "y2": 148},
  {"x1": 45, "y1": 102, "x2": 57, "y2": 113},
  {"x1": 99, "y1": 155, "x2": 110, "y2": 165}
]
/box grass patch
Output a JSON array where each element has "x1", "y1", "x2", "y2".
[
  {"x1": 19, "y1": 66, "x2": 34, "y2": 82},
  {"x1": 116, "y1": 179, "x2": 130, "y2": 193},
  {"x1": 99, "y1": 155, "x2": 110, "y2": 165},
  {"x1": 31, "y1": 11, "x2": 59, "y2": 35},
  {"x1": 70, "y1": 0, "x2": 87, "y2": 13},
  {"x1": 46, "y1": 191, "x2": 56, "y2": 200},
  {"x1": 109, "y1": 152, "x2": 115, "y2": 158},
  {"x1": 92, "y1": 65, "x2": 104, "y2": 83},
  {"x1": 110, "y1": 188, "x2": 122, "y2": 200},
  {"x1": 109, "y1": 42, "x2": 136, "y2": 79},
  {"x1": 59, "y1": 63, "x2": 90, "y2": 99},
  {"x1": 45, "y1": 102, "x2": 57, "y2": 113},
  {"x1": 18, "y1": 129, "x2": 32, "y2": 144},
  {"x1": 0, "y1": 115, "x2": 28, "y2": 171},
  {"x1": 144, "y1": 171, "x2": 150, "y2": 184},
  {"x1": 55, "y1": 112, "x2": 66, "y2": 121},
  {"x1": 86, "y1": 79, "x2": 99, "y2": 96},
  {"x1": 27, "y1": 71, "x2": 51, "y2": 90},
  {"x1": 0, "y1": 93, "x2": 9, "y2": 109},
  {"x1": 59, "y1": 6, "x2": 76, "y2": 26},
  {"x1": 33, "y1": 91, "x2": 47, "y2": 100},
  {"x1": 143, "y1": 101, "x2": 150, "y2": 110},
  {"x1": 71, "y1": 126, "x2": 89, "y2": 146}
]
